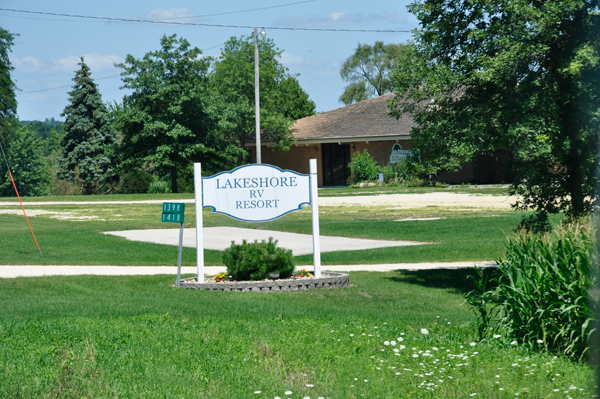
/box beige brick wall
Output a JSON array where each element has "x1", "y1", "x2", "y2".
[{"x1": 352, "y1": 140, "x2": 412, "y2": 166}]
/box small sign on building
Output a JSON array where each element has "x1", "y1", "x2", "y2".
[{"x1": 390, "y1": 143, "x2": 409, "y2": 164}]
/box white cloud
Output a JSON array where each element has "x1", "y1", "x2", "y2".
[
  {"x1": 273, "y1": 11, "x2": 407, "y2": 28},
  {"x1": 280, "y1": 51, "x2": 304, "y2": 66},
  {"x1": 51, "y1": 55, "x2": 80, "y2": 71},
  {"x1": 56, "y1": 53, "x2": 124, "y2": 72},
  {"x1": 12, "y1": 56, "x2": 42, "y2": 72},
  {"x1": 13, "y1": 53, "x2": 124, "y2": 73},
  {"x1": 146, "y1": 7, "x2": 195, "y2": 21},
  {"x1": 330, "y1": 12, "x2": 346, "y2": 21}
]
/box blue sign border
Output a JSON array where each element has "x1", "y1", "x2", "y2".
[{"x1": 201, "y1": 163, "x2": 312, "y2": 223}]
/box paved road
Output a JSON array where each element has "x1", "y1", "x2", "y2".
[
  {"x1": 0, "y1": 262, "x2": 498, "y2": 278},
  {"x1": 0, "y1": 192, "x2": 516, "y2": 209}
]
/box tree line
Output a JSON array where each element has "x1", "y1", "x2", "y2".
[{"x1": 0, "y1": 32, "x2": 316, "y2": 196}]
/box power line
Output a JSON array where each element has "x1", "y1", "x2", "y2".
[
  {"x1": 0, "y1": 8, "x2": 411, "y2": 32},
  {"x1": 17, "y1": 74, "x2": 120, "y2": 95}
]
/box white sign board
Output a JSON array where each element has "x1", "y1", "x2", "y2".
[
  {"x1": 192, "y1": 161, "x2": 321, "y2": 284},
  {"x1": 202, "y1": 164, "x2": 311, "y2": 222}
]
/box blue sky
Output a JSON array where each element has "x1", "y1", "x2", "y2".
[{"x1": 2, "y1": 0, "x2": 417, "y2": 121}]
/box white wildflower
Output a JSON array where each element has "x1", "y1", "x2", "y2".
[{"x1": 420, "y1": 328, "x2": 429, "y2": 335}]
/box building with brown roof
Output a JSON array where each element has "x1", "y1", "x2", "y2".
[
  {"x1": 247, "y1": 93, "x2": 508, "y2": 186},
  {"x1": 247, "y1": 93, "x2": 413, "y2": 186}
]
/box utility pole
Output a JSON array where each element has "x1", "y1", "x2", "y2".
[{"x1": 254, "y1": 28, "x2": 265, "y2": 164}]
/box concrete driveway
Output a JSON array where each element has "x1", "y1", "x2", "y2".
[{"x1": 103, "y1": 226, "x2": 425, "y2": 256}]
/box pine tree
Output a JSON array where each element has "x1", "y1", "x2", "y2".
[{"x1": 57, "y1": 57, "x2": 116, "y2": 195}]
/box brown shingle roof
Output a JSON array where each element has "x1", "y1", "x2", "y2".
[{"x1": 291, "y1": 93, "x2": 413, "y2": 141}]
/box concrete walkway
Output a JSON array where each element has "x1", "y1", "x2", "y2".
[{"x1": 0, "y1": 262, "x2": 497, "y2": 278}]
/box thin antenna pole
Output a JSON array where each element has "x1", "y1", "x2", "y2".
[{"x1": 0, "y1": 140, "x2": 42, "y2": 254}]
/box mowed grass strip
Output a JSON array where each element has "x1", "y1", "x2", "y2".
[{"x1": 0, "y1": 272, "x2": 593, "y2": 398}]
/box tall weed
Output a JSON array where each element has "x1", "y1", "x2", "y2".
[{"x1": 467, "y1": 220, "x2": 598, "y2": 361}]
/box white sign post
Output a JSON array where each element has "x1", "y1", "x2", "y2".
[
  {"x1": 193, "y1": 161, "x2": 321, "y2": 283},
  {"x1": 193, "y1": 163, "x2": 204, "y2": 283},
  {"x1": 309, "y1": 159, "x2": 321, "y2": 277}
]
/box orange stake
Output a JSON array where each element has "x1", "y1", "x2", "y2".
[{"x1": 8, "y1": 171, "x2": 42, "y2": 254}]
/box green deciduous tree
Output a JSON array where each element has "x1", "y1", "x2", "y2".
[
  {"x1": 390, "y1": 0, "x2": 600, "y2": 222},
  {"x1": 22, "y1": 118, "x2": 64, "y2": 157},
  {"x1": 211, "y1": 35, "x2": 315, "y2": 157},
  {"x1": 114, "y1": 34, "x2": 241, "y2": 193},
  {"x1": 0, "y1": 125, "x2": 51, "y2": 197},
  {"x1": 340, "y1": 41, "x2": 404, "y2": 105},
  {"x1": 0, "y1": 27, "x2": 17, "y2": 144},
  {"x1": 57, "y1": 57, "x2": 117, "y2": 195}
]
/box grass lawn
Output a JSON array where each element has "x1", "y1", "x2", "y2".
[
  {"x1": 0, "y1": 200, "x2": 561, "y2": 266},
  {"x1": 0, "y1": 271, "x2": 594, "y2": 398}
]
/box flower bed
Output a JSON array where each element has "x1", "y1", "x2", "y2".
[{"x1": 178, "y1": 272, "x2": 349, "y2": 292}]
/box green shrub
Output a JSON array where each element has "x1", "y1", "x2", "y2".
[
  {"x1": 404, "y1": 176, "x2": 428, "y2": 187},
  {"x1": 119, "y1": 169, "x2": 154, "y2": 194},
  {"x1": 222, "y1": 237, "x2": 294, "y2": 281},
  {"x1": 518, "y1": 211, "x2": 552, "y2": 234},
  {"x1": 467, "y1": 221, "x2": 597, "y2": 361},
  {"x1": 349, "y1": 150, "x2": 379, "y2": 183},
  {"x1": 378, "y1": 164, "x2": 396, "y2": 184},
  {"x1": 148, "y1": 181, "x2": 170, "y2": 194}
]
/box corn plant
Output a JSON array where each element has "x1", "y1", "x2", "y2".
[
  {"x1": 465, "y1": 268, "x2": 499, "y2": 341},
  {"x1": 467, "y1": 220, "x2": 598, "y2": 361}
]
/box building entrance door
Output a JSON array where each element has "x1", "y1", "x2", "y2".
[{"x1": 322, "y1": 143, "x2": 351, "y2": 186}]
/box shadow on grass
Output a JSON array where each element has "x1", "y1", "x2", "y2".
[{"x1": 385, "y1": 267, "x2": 500, "y2": 295}]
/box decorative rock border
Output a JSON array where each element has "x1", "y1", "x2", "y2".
[{"x1": 178, "y1": 272, "x2": 349, "y2": 292}]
